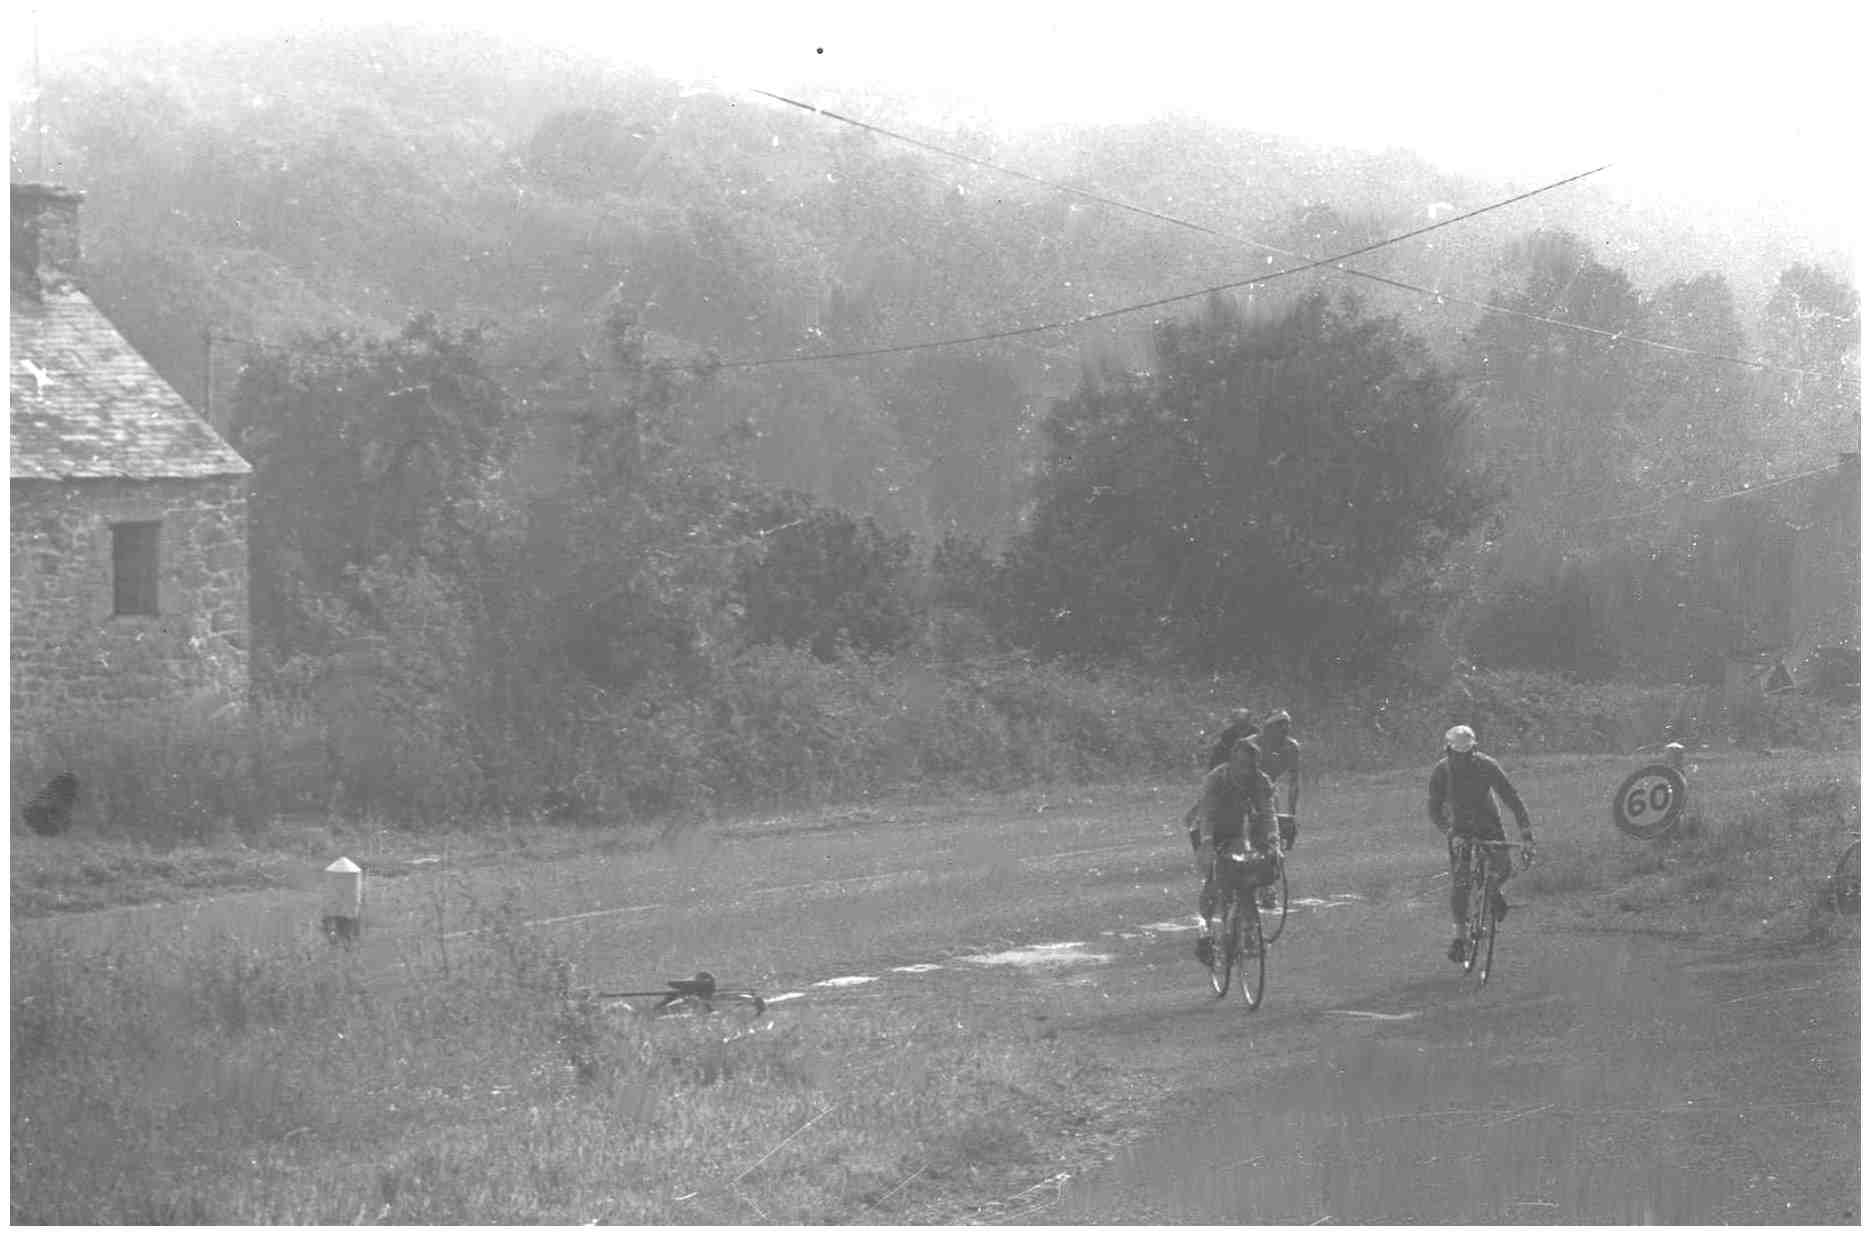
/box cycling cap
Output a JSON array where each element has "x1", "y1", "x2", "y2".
[
  {"x1": 1444, "y1": 725, "x2": 1476, "y2": 753},
  {"x1": 1265, "y1": 709, "x2": 1292, "y2": 726}
]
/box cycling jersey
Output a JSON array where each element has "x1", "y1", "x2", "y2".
[
  {"x1": 1190, "y1": 763, "x2": 1275, "y2": 847},
  {"x1": 1258, "y1": 734, "x2": 1299, "y2": 785},
  {"x1": 1427, "y1": 751, "x2": 1530, "y2": 839}
]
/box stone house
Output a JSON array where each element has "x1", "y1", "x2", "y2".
[{"x1": 10, "y1": 182, "x2": 253, "y2": 730}]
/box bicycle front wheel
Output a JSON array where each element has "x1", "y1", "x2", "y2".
[
  {"x1": 1261, "y1": 856, "x2": 1290, "y2": 945},
  {"x1": 1208, "y1": 893, "x2": 1235, "y2": 998},
  {"x1": 1238, "y1": 907, "x2": 1266, "y2": 1009},
  {"x1": 1466, "y1": 855, "x2": 1499, "y2": 984}
]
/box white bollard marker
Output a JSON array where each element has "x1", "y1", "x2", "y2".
[{"x1": 322, "y1": 856, "x2": 365, "y2": 945}]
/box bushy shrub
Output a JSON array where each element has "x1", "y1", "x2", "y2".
[
  {"x1": 738, "y1": 492, "x2": 918, "y2": 660},
  {"x1": 12, "y1": 698, "x2": 282, "y2": 845},
  {"x1": 1465, "y1": 567, "x2": 1618, "y2": 680},
  {"x1": 1751, "y1": 692, "x2": 1860, "y2": 751}
]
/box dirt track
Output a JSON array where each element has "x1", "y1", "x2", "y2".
[{"x1": 17, "y1": 760, "x2": 1861, "y2": 1223}]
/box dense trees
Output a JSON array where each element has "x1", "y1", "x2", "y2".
[
  {"x1": 1005, "y1": 291, "x2": 1495, "y2": 677},
  {"x1": 737, "y1": 492, "x2": 917, "y2": 659},
  {"x1": 1759, "y1": 264, "x2": 1861, "y2": 469},
  {"x1": 1463, "y1": 229, "x2": 1651, "y2": 538},
  {"x1": 18, "y1": 28, "x2": 1860, "y2": 699},
  {"x1": 227, "y1": 315, "x2": 510, "y2": 663},
  {"x1": 1632, "y1": 271, "x2": 1758, "y2": 500}
]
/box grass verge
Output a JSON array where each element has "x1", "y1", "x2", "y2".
[
  {"x1": 1514, "y1": 752, "x2": 1860, "y2": 942},
  {"x1": 8, "y1": 896, "x2": 1110, "y2": 1225}
]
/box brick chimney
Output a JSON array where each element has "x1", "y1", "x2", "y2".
[{"x1": 11, "y1": 182, "x2": 85, "y2": 300}]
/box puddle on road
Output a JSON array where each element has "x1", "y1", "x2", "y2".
[
  {"x1": 1142, "y1": 920, "x2": 1203, "y2": 934},
  {"x1": 965, "y1": 941, "x2": 1113, "y2": 967},
  {"x1": 766, "y1": 991, "x2": 807, "y2": 1004},
  {"x1": 891, "y1": 963, "x2": 944, "y2": 973},
  {"x1": 812, "y1": 975, "x2": 879, "y2": 987}
]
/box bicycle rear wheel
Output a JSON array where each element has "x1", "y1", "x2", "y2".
[
  {"x1": 1238, "y1": 906, "x2": 1266, "y2": 1009},
  {"x1": 1208, "y1": 892, "x2": 1235, "y2": 998},
  {"x1": 1260, "y1": 855, "x2": 1290, "y2": 944}
]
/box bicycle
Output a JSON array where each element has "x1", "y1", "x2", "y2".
[
  {"x1": 1258, "y1": 814, "x2": 1296, "y2": 944},
  {"x1": 595, "y1": 972, "x2": 768, "y2": 1016},
  {"x1": 1449, "y1": 836, "x2": 1527, "y2": 986},
  {"x1": 1205, "y1": 839, "x2": 1270, "y2": 1009}
]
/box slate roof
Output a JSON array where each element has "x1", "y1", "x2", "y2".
[{"x1": 10, "y1": 287, "x2": 251, "y2": 480}]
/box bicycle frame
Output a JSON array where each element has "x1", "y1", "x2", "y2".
[
  {"x1": 1451, "y1": 836, "x2": 1516, "y2": 984},
  {"x1": 1208, "y1": 841, "x2": 1268, "y2": 1008}
]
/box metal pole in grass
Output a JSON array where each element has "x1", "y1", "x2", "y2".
[{"x1": 322, "y1": 856, "x2": 365, "y2": 945}]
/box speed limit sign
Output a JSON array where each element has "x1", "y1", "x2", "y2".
[{"x1": 1612, "y1": 763, "x2": 1689, "y2": 838}]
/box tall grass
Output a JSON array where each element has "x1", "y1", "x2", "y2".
[
  {"x1": 1515, "y1": 755, "x2": 1861, "y2": 939},
  {"x1": 8, "y1": 899, "x2": 1080, "y2": 1225}
]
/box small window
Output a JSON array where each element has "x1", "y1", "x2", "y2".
[{"x1": 112, "y1": 521, "x2": 160, "y2": 616}]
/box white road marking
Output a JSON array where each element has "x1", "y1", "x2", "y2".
[
  {"x1": 1327, "y1": 1010, "x2": 1420, "y2": 1021},
  {"x1": 965, "y1": 943, "x2": 1112, "y2": 967},
  {"x1": 460, "y1": 861, "x2": 1378, "y2": 1007}
]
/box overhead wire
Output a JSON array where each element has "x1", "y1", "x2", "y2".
[
  {"x1": 750, "y1": 89, "x2": 1859, "y2": 388},
  {"x1": 201, "y1": 102, "x2": 1611, "y2": 375},
  {"x1": 203, "y1": 160, "x2": 1607, "y2": 377},
  {"x1": 208, "y1": 107, "x2": 1856, "y2": 391},
  {"x1": 1580, "y1": 461, "x2": 1850, "y2": 526},
  {"x1": 664, "y1": 162, "x2": 1615, "y2": 370}
]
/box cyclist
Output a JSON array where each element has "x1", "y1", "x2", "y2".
[
  {"x1": 1258, "y1": 709, "x2": 1302, "y2": 819},
  {"x1": 1185, "y1": 736, "x2": 1277, "y2": 966},
  {"x1": 1428, "y1": 724, "x2": 1536, "y2": 964},
  {"x1": 1204, "y1": 708, "x2": 1260, "y2": 772},
  {"x1": 1255, "y1": 709, "x2": 1303, "y2": 908}
]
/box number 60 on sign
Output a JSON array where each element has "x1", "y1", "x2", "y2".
[{"x1": 1611, "y1": 763, "x2": 1689, "y2": 838}]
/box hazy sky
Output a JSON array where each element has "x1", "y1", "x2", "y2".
[{"x1": 9, "y1": 0, "x2": 1863, "y2": 266}]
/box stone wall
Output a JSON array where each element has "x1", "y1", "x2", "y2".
[{"x1": 10, "y1": 474, "x2": 250, "y2": 730}]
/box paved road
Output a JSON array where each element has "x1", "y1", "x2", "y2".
[
  {"x1": 1051, "y1": 904, "x2": 1859, "y2": 1224},
  {"x1": 17, "y1": 770, "x2": 1860, "y2": 1223}
]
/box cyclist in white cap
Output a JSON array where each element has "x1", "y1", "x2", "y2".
[{"x1": 1428, "y1": 724, "x2": 1535, "y2": 964}]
